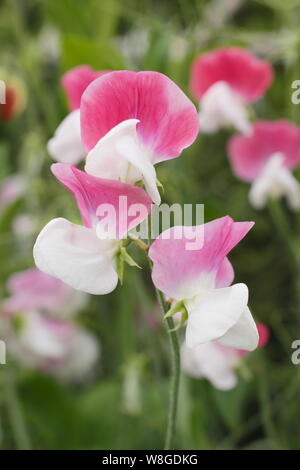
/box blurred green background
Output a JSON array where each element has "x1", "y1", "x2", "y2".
[{"x1": 1, "y1": 0, "x2": 300, "y2": 450}]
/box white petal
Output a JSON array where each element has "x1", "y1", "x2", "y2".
[
  {"x1": 21, "y1": 312, "x2": 65, "y2": 359},
  {"x1": 249, "y1": 152, "x2": 300, "y2": 210},
  {"x1": 33, "y1": 218, "x2": 119, "y2": 295},
  {"x1": 55, "y1": 328, "x2": 99, "y2": 381},
  {"x1": 185, "y1": 283, "x2": 249, "y2": 348},
  {"x1": 47, "y1": 110, "x2": 85, "y2": 164},
  {"x1": 218, "y1": 306, "x2": 258, "y2": 351},
  {"x1": 199, "y1": 81, "x2": 252, "y2": 135},
  {"x1": 181, "y1": 341, "x2": 238, "y2": 390},
  {"x1": 85, "y1": 119, "x2": 161, "y2": 205}
]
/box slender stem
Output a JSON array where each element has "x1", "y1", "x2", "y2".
[
  {"x1": 157, "y1": 290, "x2": 181, "y2": 450},
  {"x1": 2, "y1": 366, "x2": 31, "y2": 450},
  {"x1": 147, "y1": 215, "x2": 181, "y2": 450},
  {"x1": 268, "y1": 199, "x2": 298, "y2": 261}
]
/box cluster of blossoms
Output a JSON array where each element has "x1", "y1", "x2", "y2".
[
  {"x1": 190, "y1": 47, "x2": 300, "y2": 210},
  {"x1": 30, "y1": 54, "x2": 275, "y2": 390},
  {"x1": 1, "y1": 268, "x2": 99, "y2": 381}
]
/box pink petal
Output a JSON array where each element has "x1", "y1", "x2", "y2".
[
  {"x1": 51, "y1": 163, "x2": 152, "y2": 237},
  {"x1": 7, "y1": 268, "x2": 70, "y2": 313},
  {"x1": 62, "y1": 65, "x2": 108, "y2": 111},
  {"x1": 80, "y1": 70, "x2": 199, "y2": 162},
  {"x1": 190, "y1": 47, "x2": 273, "y2": 102},
  {"x1": 149, "y1": 216, "x2": 254, "y2": 300},
  {"x1": 228, "y1": 120, "x2": 300, "y2": 182},
  {"x1": 216, "y1": 257, "x2": 235, "y2": 288},
  {"x1": 257, "y1": 322, "x2": 270, "y2": 348}
]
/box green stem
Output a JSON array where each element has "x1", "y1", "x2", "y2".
[
  {"x1": 157, "y1": 290, "x2": 181, "y2": 450},
  {"x1": 147, "y1": 215, "x2": 181, "y2": 450},
  {"x1": 2, "y1": 366, "x2": 31, "y2": 450},
  {"x1": 268, "y1": 199, "x2": 299, "y2": 261}
]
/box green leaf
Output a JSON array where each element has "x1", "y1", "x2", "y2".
[
  {"x1": 164, "y1": 300, "x2": 185, "y2": 319},
  {"x1": 169, "y1": 308, "x2": 188, "y2": 332},
  {"x1": 116, "y1": 251, "x2": 124, "y2": 285},
  {"x1": 120, "y1": 247, "x2": 141, "y2": 268},
  {"x1": 62, "y1": 35, "x2": 126, "y2": 71}
]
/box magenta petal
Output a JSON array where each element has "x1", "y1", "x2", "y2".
[
  {"x1": 51, "y1": 163, "x2": 152, "y2": 237},
  {"x1": 80, "y1": 70, "x2": 199, "y2": 161},
  {"x1": 257, "y1": 322, "x2": 270, "y2": 348},
  {"x1": 62, "y1": 65, "x2": 108, "y2": 111},
  {"x1": 149, "y1": 216, "x2": 254, "y2": 300},
  {"x1": 190, "y1": 47, "x2": 273, "y2": 102},
  {"x1": 228, "y1": 120, "x2": 300, "y2": 182}
]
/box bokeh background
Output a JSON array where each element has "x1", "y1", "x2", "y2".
[{"x1": 1, "y1": 0, "x2": 300, "y2": 450}]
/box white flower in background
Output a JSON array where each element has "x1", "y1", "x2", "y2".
[{"x1": 181, "y1": 323, "x2": 269, "y2": 390}]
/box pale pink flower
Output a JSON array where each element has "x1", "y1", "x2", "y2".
[
  {"x1": 228, "y1": 120, "x2": 300, "y2": 209},
  {"x1": 33, "y1": 163, "x2": 152, "y2": 295},
  {"x1": 149, "y1": 216, "x2": 258, "y2": 350},
  {"x1": 47, "y1": 66, "x2": 107, "y2": 165},
  {"x1": 190, "y1": 47, "x2": 273, "y2": 134},
  {"x1": 1, "y1": 309, "x2": 99, "y2": 381},
  {"x1": 0, "y1": 175, "x2": 25, "y2": 212},
  {"x1": 81, "y1": 70, "x2": 199, "y2": 204},
  {"x1": 181, "y1": 323, "x2": 269, "y2": 390},
  {"x1": 5, "y1": 267, "x2": 86, "y2": 317}
]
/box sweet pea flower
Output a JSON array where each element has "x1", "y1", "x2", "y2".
[
  {"x1": 81, "y1": 70, "x2": 199, "y2": 205},
  {"x1": 228, "y1": 120, "x2": 300, "y2": 209},
  {"x1": 149, "y1": 216, "x2": 258, "y2": 350},
  {"x1": 6, "y1": 267, "x2": 87, "y2": 317},
  {"x1": 0, "y1": 175, "x2": 25, "y2": 213},
  {"x1": 181, "y1": 323, "x2": 269, "y2": 390},
  {"x1": 1, "y1": 309, "x2": 99, "y2": 381},
  {"x1": 190, "y1": 47, "x2": 273, "y2": 134},
  {"x1": 47, "y1": 66, "x2": 107, "y2": 164},
  {"x1": 33, "y1": 163, "x2": 152, "y2": 295}
]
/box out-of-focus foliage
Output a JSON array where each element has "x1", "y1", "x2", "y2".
[{"x1": 0, "y1": 0, "x2": 300, "y2": 450}]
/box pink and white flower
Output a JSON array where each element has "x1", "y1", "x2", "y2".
[
  {"x1": 1, "y1": 309, "x2": 99, "y2": 381},
  {"x1": 1, "y1": 267, "x2": 97, "y2": 380},
  {"x1": 81, "y1": 70, "x2": 199, "y2": 204},
  {"x1": 5, "y1": 267, "x2": 87, "y2": 317},
  {"x1": 181, "y1": 323, "x2": 269, "y2": 390},
  {"x1": 47, "y1": 66, "x2": 106, "y2": 164},
  {"x1": 149, "y1": 216, "x2": 258, "y2": 350},
  {"x1": 228, "y1": 120, "x2": 300, "y2": 209},
  {"x1": 0, "y1": 175, "x2": 25, "y2": 213},
  {"x1": 33, "y1": 163, "x2": 152, "y2": 295},
  {"x1": 190, "y1": 47, "x2": 273, "y2": 134}
]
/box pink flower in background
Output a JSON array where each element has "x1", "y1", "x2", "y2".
[
  {"x1": 81, "y1": 70, "x2": 199, "y2": 204},
  {"x1": 228, "y1": 120, "x2": 300, "y2": 209},
  {"x1": 181, "y1": 323, "x2": 269, "y2": 390},
  {"x1": 33, "y1": 163, "x2": 152, "y2": 295},
  {"x1": 149, "y1": 216, "x2": 258, "y2": 351},
  {"x1": 1, "y1": 267, "x2": 97, "y2": 380},
  {"x1": 5, "y1": 267, "x2": 86, "y2": 317},
  {"x1": 1, "y1": 309, "x2": 99, "y2": 381},
  {"x1": 0, "y1": 175, "x2": 25, "y2": 212},
  {"x1": 62, "y1": 65, "x2": 107, "y2": 111},
  {"x1": 190, "y1": 47, "x2": 273, "y2": 134},
  {"x1": 47, "y1": 65, "x2": 107, "y2": 165}
]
